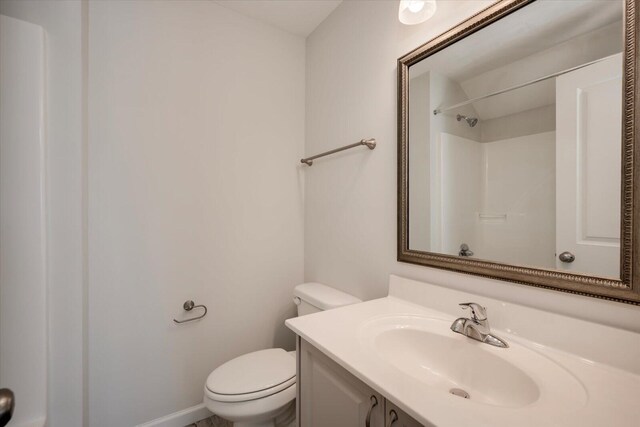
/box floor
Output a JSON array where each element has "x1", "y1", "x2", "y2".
[
  {"x1": 186, "y1": 414, "x2": 232, "y2": 427},
  {"x1": 187, "y1": 414, "x2": 297, "y2": 427}
]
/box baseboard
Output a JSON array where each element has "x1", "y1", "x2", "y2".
[{"x1": 136, "y1": 403, "x2": 212, "y2": 427}]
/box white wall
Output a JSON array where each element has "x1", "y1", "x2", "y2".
[
  {"x1": 480, "y1": 104, "x2": 555, "y2": 142},
  {"x1": 0, "y1": 2, "x2": 86, "y2": 426},
  {"x1": 88, "y1": 1, "x2": 304, "y2": 425},
  {"x1": 407, "y1": 73, "x2": 430, "y2": 251},
  {"x1": 305, "y1": 0, "x2": 640, "y2": 332}
]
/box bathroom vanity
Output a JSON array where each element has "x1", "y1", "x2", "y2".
[{"x1": 285, "y1": 275, "x2": 640, "y2": 427}]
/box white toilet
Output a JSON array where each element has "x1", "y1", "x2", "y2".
[{"x1": 203, "y1": 282, "x2": 361, "y2": 427}]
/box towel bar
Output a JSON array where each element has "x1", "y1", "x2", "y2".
[{"x1": 301, "y1": 138, "x2": 376, "y2": 166}]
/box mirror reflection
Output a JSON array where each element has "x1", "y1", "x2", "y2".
[{"x1": 408, "y1": 0, "x2": 623, "y2": 278}]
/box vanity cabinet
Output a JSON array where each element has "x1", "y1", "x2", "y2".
[
  {"x1": 298, "y1": 339, "x2": 384, "y2": 426},
  {"x1": 298, "y1": 339, "x2": 425, "y2": 427}
]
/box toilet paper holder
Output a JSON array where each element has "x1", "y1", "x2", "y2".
[{"x1": 173, "y1": 300, "x2": 208, "y2": 324}]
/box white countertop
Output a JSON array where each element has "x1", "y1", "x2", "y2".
[{"x1": 285, "y1": 276, "x2": 640, "y2": 427}]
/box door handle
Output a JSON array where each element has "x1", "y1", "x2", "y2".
[
  {"x1": 386, "y1": 409, "x2": 398, "y2": 427},
  {"x1": 365, "y1": 395, "x2": 378, "y2": 427},
  {"x1": 0, "y1": 388, "x2": 14, "y2": 427},
  {"x1": 558, "y1": 251, "x2": 575, "y2": 263}
]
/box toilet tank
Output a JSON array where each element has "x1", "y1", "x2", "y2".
[{"x1": 293, "y1": 282, "x2": 362, "y2": 316}]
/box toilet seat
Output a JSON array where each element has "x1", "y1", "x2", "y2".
[
  {"x1": 205, "y1": 348, "x2": 295, "y2": 403},
  {"x1": 205, "y1": 376, "x2": 296, "y2": 403}
]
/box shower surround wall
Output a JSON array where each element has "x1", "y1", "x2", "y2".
[
  {"x1": 0, "y1": 2, "x2": 85, "y2": 426},
  {"x1": 88, "y1": 1, "x2": 304, "y2": 426},
  {"x1": 436, "y1": 132, "x2": 556, "y2": 268},
  {"x1": 408, "y1": 70, "x2": 480, "y2": 253}
]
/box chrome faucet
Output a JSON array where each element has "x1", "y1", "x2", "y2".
[{"x1": 450, "y1": 302, "x2": 508, "y2": 348}]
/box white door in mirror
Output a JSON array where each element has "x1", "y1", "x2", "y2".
[{"x1": 555, "y1": 53, "x2": 622, "y2": 278}]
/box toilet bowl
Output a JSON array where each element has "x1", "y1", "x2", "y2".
[
  {"x1": 203, "y1": 283, "x2": 361, "y2": 426},
  {"x1": 204, "y1": 349, "x2": 296, "y2": 427}
]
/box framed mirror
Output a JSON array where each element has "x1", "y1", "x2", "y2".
[{"x1": 397, "y1": 0, "x2": 640, "y2": 304}]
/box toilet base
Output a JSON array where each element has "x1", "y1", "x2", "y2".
[
  {"x1": 233, "y1": 422, "x2": 295, "y2": 427},
  {"x1": 231, "y1": 401, "x2": 295, "y2": 427},
  {"x1": 233, "y1": 422, "x2": 273, "y2": 427}
]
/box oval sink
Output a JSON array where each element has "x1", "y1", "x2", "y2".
[
  {"x1": 359, "y1": 315, "x2": 586, "y2": 409},
  {"x1": 374, "y1": 327, "x2": 538, "y2": 407}
]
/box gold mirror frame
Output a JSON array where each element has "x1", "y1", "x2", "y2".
[{"x1": 397, "y1": 0, "x2": 640, "y2": 305}]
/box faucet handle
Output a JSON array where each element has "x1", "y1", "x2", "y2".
[{"x1": 459, "y1": 302, "x2": 487, "y2": 321}]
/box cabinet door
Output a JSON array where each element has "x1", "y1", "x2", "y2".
[
  {"x1": 384, "y1": 400, "x2": 427, "y2": 427},
  {"x1": 299, "y1": 339, "x2": 383, "y2": 427}
]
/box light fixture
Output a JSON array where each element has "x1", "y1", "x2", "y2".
[{"x1": 398, "y1": 0, "x2": 437, "y2": 25}]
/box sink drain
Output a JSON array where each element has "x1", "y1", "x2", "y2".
[{"x1": 449, "y1": 388, "x2": 470, "y2": 399}]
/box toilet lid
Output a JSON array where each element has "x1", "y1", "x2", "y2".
[{"x1": 206, "y1": 349, "x2": 295, "y2": 400}]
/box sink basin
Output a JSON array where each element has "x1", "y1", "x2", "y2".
[{"x1": 359, "y1": 315, "x2": 586, "y2": 409}]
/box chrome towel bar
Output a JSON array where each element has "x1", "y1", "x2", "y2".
[
  {"x1": 173, "y1": 300, "x2": 207, "y2": 324},
  {"x1": 301, "y1": 138, "x2": 376, "y2": 166}
]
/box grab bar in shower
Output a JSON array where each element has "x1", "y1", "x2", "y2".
[
  {"x1": 173, "y1": 300, "x2": 207, "y2": 324},
  {"x1": 301, "y1": 138, "x2": 376, "y2": 166}
]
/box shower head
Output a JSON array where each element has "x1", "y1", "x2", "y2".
[{"x1": 456, "y1": 114, "x2": 478, "y2": 128}]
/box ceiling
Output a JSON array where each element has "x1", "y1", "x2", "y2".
[
  {"x1": 214, "y1": 0, "x2": 342, "y2": 37},
  {"x1": 409, "y1": 0, "x2": 623, "y2": 121},
  {"x1": 410, "y1": 0, "x2": 622, "y2": 82}
]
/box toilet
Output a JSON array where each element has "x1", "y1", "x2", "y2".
[{"x1": 203, "y1": 283, "x2": 361, "y2": 427}]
